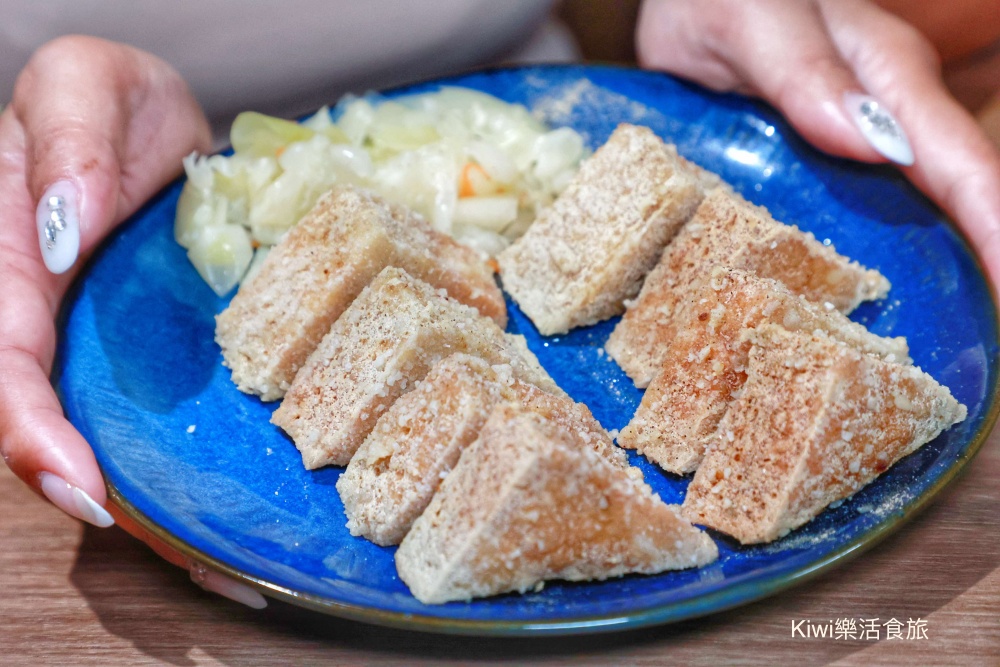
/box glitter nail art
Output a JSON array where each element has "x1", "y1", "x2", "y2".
[{"x1": 44, "y1": 195, "x2": 67, "y2": 250}]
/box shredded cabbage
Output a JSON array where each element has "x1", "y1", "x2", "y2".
[{"x1": 176, "y1": 88, "x2": 586, "y2": 295}]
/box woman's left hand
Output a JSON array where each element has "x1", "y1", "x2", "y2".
[{"x1": 637, "y1": 0, "x2": 1000, "y2": 289}]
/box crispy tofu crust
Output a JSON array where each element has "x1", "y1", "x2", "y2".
[
  {"x1": 618, "y1": 268, "x2": 910, "y2": 474},
  {"x1": 338, "y1": 354, "x2": 632, "y2": 546},
  {"x1": 271, "y1": 267, "x2": 556, "y2": 470},
  {"x1": 497, "y1": 124, "x2": 703, "y2": 335},
  {"x1": 216, "y1": 186, "x2": 505, "y2": 401},
  {"x1": 682, "y1": 325, "x2": 966, "y2": 544},
  {"x1": 395, "y1": 403, "x2": 717, "y2": 604},
  {"x1": 606, "y1": 189, "x2": 891, "y2": 387}
]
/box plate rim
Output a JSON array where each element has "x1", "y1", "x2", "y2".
[
  {"x1": 69, "y1": 62, "x2": 1000, "y2": 637},
  {"x1": 102, "y1": 386, "x2": 999, "y2": 638}
]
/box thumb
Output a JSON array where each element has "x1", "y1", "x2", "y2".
[
  {"x1": 822, "y1": 0, "x2": 1000, "y2": 289},
  {"x1": 638, "y1": 0, "x2": 912, "y2": 166},
  {"x1": 12, "y1": 35, "x2": 211, "y2": 276},
  {"x1": 716, "y1": 0, "x2": 915, "y2": 166}
]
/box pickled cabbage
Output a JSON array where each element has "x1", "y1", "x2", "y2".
[{"x1": 177, "y1": 88, "x2": 587, "y2": 295}]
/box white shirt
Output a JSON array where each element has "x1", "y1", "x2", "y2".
[{"x1": 1, "y1": 0, "x2": 577, "y2": 136}]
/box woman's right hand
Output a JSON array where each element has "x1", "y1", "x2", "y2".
[{"x1": 0, "y1": 35, "x2": 265, "y2": 608}]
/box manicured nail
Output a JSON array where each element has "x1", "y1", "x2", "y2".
[
  {"x1": 37, "y1": 471, "x2": 115, "y2": 528},
  {"x1": 35, "y1": 180, "x2": 80, "y2": 274},
  {"x1": 190, "y1": 562, "x2": 268, "y2": 609},
  {"x1": 844, "y1": 92, "x2": 914, "y2": 166}
]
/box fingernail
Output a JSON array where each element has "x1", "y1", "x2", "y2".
[
  {"x1": 844, "y1": 92, "x2": 914, "y2": 166},
  {"x1": 36, "y1": 180, "x2": 80, "y2": 274},
  {"x1": 37, "y1": 471, "x2": 115, "y2": 528},
  {"x1": 190, "y1": 562, "x2": 268, "y2": 609}
]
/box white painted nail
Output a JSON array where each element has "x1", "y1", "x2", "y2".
[
  {"x1": 190, "y1": 562, "x2": 268, "y2": 609},
  {"x1": 37, "y1": 471, "x2": 115, "y2": 528},
  {"x1": 844, "y1": 92, "x2": 914, "y2": 166},
  {"x1": 35, "y1": 180, "x2": 80, "y2": 274}
]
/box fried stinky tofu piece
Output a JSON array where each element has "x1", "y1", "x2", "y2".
[
  {"x1": 682, "y1": 325, "x2": 966, "y2": 544},
  {"x1": 606, "y1": 189, "x2": 891, "y2": 387},
  {"x1": 216, "y1": 186, "x2": 505, "y2": 401},
  {"x1": 395, "y1": 403, "x2": 718, "y2": 604},
  {"x1": 338, "y1": 354, "x2": 635, "y2": 546},
  {"x1": 618, "y1": 268, "x2": 910, "y2": 474},
  {"x1": 498, "y1": 124, "x2": 704, "y2": 335},
  {"x1": 271, "y1": 267, "x2": 558, "y2": 469}
]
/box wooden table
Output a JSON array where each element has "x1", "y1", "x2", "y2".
[{"x1": 1, "y1": 423, "x2": 997, "y2": 667}]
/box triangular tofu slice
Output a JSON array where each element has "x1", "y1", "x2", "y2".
[
  {"x1": 606, "y1": 188, "x2": 891, "y2": 387},
  {"x1": 339, "y1": 354, "x2": 636, "y2": 546},
  {"x1": 217, "y1": 185, "x2": 506, "y2": 400},
  {"x1": 682, "y1": 324, "x2": 966, "y2": 544},
  {"x1": 272, "y1": 267, "x2": 560, "y2": 469},
  {"x1": 619, "y1": 268, "x2": 910, "y2": 474},
  {"x1": 396, "y1": 403, "x2": 718, "y2": 604},
  {"x1": 498, "y1": 124, "x2": 704, "y2": 335}
]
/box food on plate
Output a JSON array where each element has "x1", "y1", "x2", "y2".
[
  {"x1": 194, "y1": 102, "x2": 968, "y2": 602},
  {"x1": 618, "y1": 267, "x2": 911, "y2": 474},
  {"x1": 682, "y1": 324, "x2": 967, "y2": 544},
  {"x1": 271, "y1": 267, "x2": 559, "y2": 469},
  {"x1": 677, "y1": 155, "x2": 728, "y2": 193},
  {"x1": 395, "y1": 402, "x2": 718, "y2": 604},
  {"x1": 175, "y1": 87, "x2": 587, "y2": 294},
  {"x1": 338, "y1": 353, "x2": 634, "y2": 546},
  {"x1": 498, "y1": 123, "x2": 705, "y2": 335},
  {"x1": 605, "y1": 188, "x2": 892, "y2": 387},
  {"x1": 215, "y1": 186, "x2": 505, "y2": 401}
]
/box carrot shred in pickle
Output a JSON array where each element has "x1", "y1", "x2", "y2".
[
  {"x1": 458, "y1": 162, "x2": 489, "y2": 198},
  {"x1": 487, "y1": 258, "x2": 500, "y2": 274}
]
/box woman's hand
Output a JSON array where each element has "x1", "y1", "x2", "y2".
[
  {"x1": 637, "y1": 0, "x2": 1000, "y2": 288},
  {"x1": 0, "y1": 35, "x2": 264, "y2": 608}
]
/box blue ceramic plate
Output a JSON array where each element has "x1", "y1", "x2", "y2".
[{"x1": 56, "y1": 65, "x2": 1000, "y2": 636}]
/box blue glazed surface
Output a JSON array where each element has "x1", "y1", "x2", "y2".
[{"x1": 56, "y1": 65, "x2": 999, "y2": 634}]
